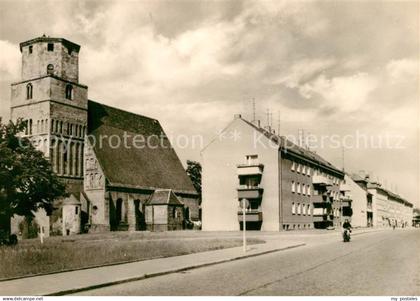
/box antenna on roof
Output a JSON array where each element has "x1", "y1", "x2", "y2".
[
  {"x1": 251, "y1": 98, "x2": 256, "y2": 123},
  {"x1": 306, "y1": 131, "x2": 311, "y2": 150},
  {"x1": 298, "y1": 129, "x2": 304, "y2": 147},
  {"x1": 266, "y1": 108, "x2": 270, "y2": 126}
]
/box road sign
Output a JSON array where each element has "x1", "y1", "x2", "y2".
[{"x1": 240, "y1": 198, "x2": 250, "y2": 209}]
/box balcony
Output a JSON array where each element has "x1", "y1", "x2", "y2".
[
  {"x1": 312, "y1": 195, "x2": 325, "y2": 204},
  {"x1": 341, "y1": 199, "x2": 352, "y2": 207},
  {"x1": 312, "y1": 175, "x2": 333, "y2": 186},
  {"x1": 238, "y1": 209, "x2": 263, "y2": 222},
  {"x1": 313, "y1": 215, "x2": 328, "y2": 222},
  {"x1": 237, "y1": 164, "x2": 264, "y2": 176},
  {"x1": 237, "y1": 185, "x2": 264, "y2": 199}
]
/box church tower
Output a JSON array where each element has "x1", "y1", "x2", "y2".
[{"x1": 10, "y1": 35, "x2": 87, "y2": 200}]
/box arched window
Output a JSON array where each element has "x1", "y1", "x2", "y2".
[
  {"x1": 47, "y1": 64, "x2": 54, "y2": 75},
  {"x1": 65, "y1": 84, "x2": 73, "y2": 100},
  {"x1": 26, "y1": 83, "x2": 33, "y2": 99},
  {"x1": 116, "y1": 199, "x2": 123, "y2": 225}
]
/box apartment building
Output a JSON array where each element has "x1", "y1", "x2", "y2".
[
  {"x1": 352, "y1": 174, "x2": 413, "y2": 228},
  {"x1": 201, "y1": 115, "x2": 344, "y2": 231}
]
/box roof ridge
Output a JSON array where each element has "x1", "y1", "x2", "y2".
[{"x1": 88, "y1": 100, "x2": 157, "y2": 122}]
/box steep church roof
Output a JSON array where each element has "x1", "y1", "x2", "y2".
[{"x1": 87, "y1": 100, "x2": 197, "y2": 195}]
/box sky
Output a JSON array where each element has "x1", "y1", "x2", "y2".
[{"x1": 0, "y1": 0, "x2": 419, "y2": 207}]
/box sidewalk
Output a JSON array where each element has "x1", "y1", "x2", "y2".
[{"x1": 0, "y1": 239, "x2": 305, "y2": 296}]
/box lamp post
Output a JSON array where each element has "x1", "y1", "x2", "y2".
[{"x1": 241, "y1": 198, "x2": 249, "y2": 253}]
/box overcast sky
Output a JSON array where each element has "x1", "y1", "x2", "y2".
[{"x1": 0, "y1": 0, "x2": 419, "y2": 206}]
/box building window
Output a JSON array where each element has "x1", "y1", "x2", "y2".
[
  {"x1": 297, "y1": 183, "x2": 301, "y2": 194},
  {"x1": 302, "y1": 165, "x2": 306, "y2": 175},
  {"x1": 291, "y1": 181, "x2": 295, "y2": 193},
  {"x1": 29, "y1": 45, "x2": 33, "y2": 54},
  {"x1": 26, "y1": 83, "x2": 33, "y2": 99},
  {"x1": 75, "y1": 207, "x2": 79, "y2": 215},
  {"x1": 291, "y1": 162, "x2": 295, "y2": 171},
  {"x1": 48, "y1": 43, "x2": 54, "y2": 51},
  {"x1": 65, "y1": 84, "x2": 73, "y2": 100},
  {"x1": 297, "y1": 163, "x2": 301, "y2": 173},
  {"x1": 292, "y1": 203, "x2": 296, "y2": 214},
  {"x1": 307, "y1": 167, "x2": 311, "y2": 176},
  {"x1": 307, "y1": 185, "x2": 311, "y2": 196},
  {"x1": 297, "y1": 203, "x2": 301, "y2": 215},
  {"x1": 47, "y1": 64, "x2": 54, "y2": 75},
  {"x1": 303, "y1": 204, "x2": 306, "y2": 215}
]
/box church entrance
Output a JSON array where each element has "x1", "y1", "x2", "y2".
[{"x1": 134, "y1": 200, "x2": 146, "y2": 230}]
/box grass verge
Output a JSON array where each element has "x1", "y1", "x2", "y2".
[{"x1": 0, "y1": 232, "x2": 264, "y2": 280}]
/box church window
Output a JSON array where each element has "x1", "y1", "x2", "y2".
[
  {"x1": 75, "y1": 207, "x2": 79, "y2": 215},
  {"x1": 29, "y1": 119, "x2": 33, "y2": 135},
  {"x1": 29, "y1": 46, "x2": 33, "y2": 54},
  {"x1": 63, "y1": 147, "x2": 68, "y2": 174},
  {"x1": 116, "y1": 199, "x2": 123, "y2": 225},
  {"x1": 47, "y1": 43, "x2": 54, "y2": 51},
  {"x1": 65, "y1": 84, "x2": 73, "y2": 100},
  {"x1": 26, "y1": 83, "x2": 33, "y2": 99},
  {"x1": 47, "y1": 64, "x2": 54, "y2": 75}
]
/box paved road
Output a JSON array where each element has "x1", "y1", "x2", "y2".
[{"x1": 74, "y1": 229, "x2": 420, "y2": 296}]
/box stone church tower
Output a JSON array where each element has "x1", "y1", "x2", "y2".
[
  {"x1": 10, "y1": 35, "x2": 200, "y2": 237},
  {"x1": 10, "y1": 36, "x2": 87, "y2": 235}
]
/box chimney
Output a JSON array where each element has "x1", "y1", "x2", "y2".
[{"x1": 234, "y1": 114, "x2": 242, "y2": 119}]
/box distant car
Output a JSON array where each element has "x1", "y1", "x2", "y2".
[{"x1": 326, "y1": 226, "x2": 335, "y2": 230}]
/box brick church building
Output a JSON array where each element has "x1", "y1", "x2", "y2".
[{"x1": 9, "y1": 36, "x2": 199, "y2": 237}]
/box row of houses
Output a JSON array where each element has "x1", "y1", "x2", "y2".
[{"x1": 201, "y1": 115, "x2": 414, "y2": 231}]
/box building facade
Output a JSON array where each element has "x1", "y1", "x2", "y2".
[
  {"x1": 339, "y1": 174, "x2": 371, "y2": 228},
  {"x1": 202, "y1": 115, "x2": 344, "y2": 231},
  {"x1": 10, "y1": 36, "x2": 199, "y2": 237},
  {"x1": 352, "y1": 174, "x2": 413, "y2": 228}
]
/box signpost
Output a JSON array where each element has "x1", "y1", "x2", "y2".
[{"x1": 240, "y1": 198, "x2": 249, "y2": 253}]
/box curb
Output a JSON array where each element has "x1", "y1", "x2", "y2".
[{"x1": 48, "y1": 243, "x2": 305, "y2": 296}]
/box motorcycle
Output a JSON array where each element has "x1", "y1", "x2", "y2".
[{"x1": 343, "y1": 228, "x2": 351, "y2": 242}]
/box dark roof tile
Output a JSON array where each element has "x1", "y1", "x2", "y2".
[{"x1": 87, "y1": 100, "x2": 197, "y2": 195}]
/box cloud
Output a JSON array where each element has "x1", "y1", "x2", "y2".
[
  {"x1": 0, "y1": 40, "x2": 20, "y2": 80},
  {"x1": 299, "y1": 73, "x2": 378, "y2": 112},
  {"x1": 386, "y1": 58, "x2": 418, "y2": 84}
]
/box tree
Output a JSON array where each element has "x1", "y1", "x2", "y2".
[
  {"x1": 0, "y1": 119, "x2": 67, "y2": 234},
  {"x1": 186, "y1": 160, "x2": 202, "y2": 202}
]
